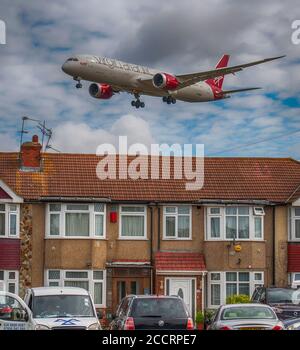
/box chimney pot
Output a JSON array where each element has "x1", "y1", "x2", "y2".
[{"x1": 32, "y1": 135, "x2": 39, "y2": 143}]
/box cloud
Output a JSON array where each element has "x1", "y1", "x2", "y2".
[
  {"x1": 51, "y1": 114, "x2": 155, "y2": 153},
  {"x1": 0, "y1": 133, "x2": 18, "y2": 152},
  {"x1": 0, "y1": 0, "x2": 299, "y2": 160}
]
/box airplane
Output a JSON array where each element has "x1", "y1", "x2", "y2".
[{"x1": 61, "y1": 54, "x2": 285, "y2": 108}]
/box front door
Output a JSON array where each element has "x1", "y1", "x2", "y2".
[
  {"x1": 168, "y1": 278, "x2": 194, "y2": 317},
  {"x1": 112, "y1": 278, "x2": 142, "y2": 313}
]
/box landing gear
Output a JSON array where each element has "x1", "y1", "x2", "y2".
[
  {"x1": 131, "y1": 93, "x2": 145, "y2": 108},
  {"x1": 163, "y1": 96, "x2": 176, "y2": 104},
  {"x1": 73, "y1": 76, "x2": 82, "y2": 89}
]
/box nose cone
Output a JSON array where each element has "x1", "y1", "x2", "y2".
[{"x1": 61, "y1": 62, "x2": 68, "y2": 73}]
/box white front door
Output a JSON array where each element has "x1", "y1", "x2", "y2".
[{"x1": 168, "y1": 278, "x2": 194, "y2": 316}]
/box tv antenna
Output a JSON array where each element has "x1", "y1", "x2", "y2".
[{"x1": 18, "y1": 116, "x2": 60, "y2": 154}]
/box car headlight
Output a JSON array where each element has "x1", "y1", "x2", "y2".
[
  {"x1": 35, "y1": 324, "x2": 51, "y2": 330},
  {"x1": 88, "y1": 322, "x2": 101, "y2": 330}
]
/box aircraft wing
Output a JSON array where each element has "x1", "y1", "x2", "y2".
[
  {"x1": 222, "y1": 87, "x2": 261, "y2": 94},
  {"x1": 175, "y1": 55, "x2": 285, "y2": 89}
]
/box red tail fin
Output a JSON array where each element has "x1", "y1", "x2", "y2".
[{"x1": 206, "y1": 54, "x2": 230, "y2": 89}]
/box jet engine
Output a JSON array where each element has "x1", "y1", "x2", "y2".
[
  {"x1": 89, "y1": 83, "x2": 113, "y2": 99},
  {"x1": 152, "y1": 73, "x2": 179, "y2": 90}
]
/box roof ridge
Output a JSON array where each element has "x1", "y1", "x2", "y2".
[{"x1": 0, "y1": 152, "x2": 299, "y2": 163}]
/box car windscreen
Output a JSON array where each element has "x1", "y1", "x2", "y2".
[
  {"x1": 221, "y1": 306, "x2": 276, "y2": 320},
  {"x1": 130, "y1": 298, "x2": 188, "y2": 318},
  {"x1": 32, "y1": 295, "x2": 95, "y2": 318},
  {"x1": 267, "y1": 288, "x2": 300, "y2": 305}
]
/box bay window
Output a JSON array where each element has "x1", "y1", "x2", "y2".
[
  {"x1": 206, "y1": 206, "x2": 264, "y2": 240},
  {"x1": 290, "y1": 207, "x2": 300, "y2": 241},
  {"x1": 208, "y1": 271, "x2": 264, "y2": 308},
  {"x1": 46, "y1": 269, "x2": 106, "y2": 307},
  {"x1": 120, "y1": 206, "x2": 146, "y2": 239},
  {"x1": 163, "y1": 206, "x2": 192, "y2": 239},
  {"x1": 0, "y1": 204, "x2": 20, "y2": 238},
  {"x1": 47, "y1": 203, "x2": 106, "y2": 238}
]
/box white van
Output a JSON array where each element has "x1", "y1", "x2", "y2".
[
  {"x1": 24, "y1": 287, "x2": 101, "y2": 330},
  {"x1": 0, "y1": 291, "x2": 36, "y2": 330}
]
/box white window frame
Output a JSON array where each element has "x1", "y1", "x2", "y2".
[
  {"x1": 0, "y1": 203, "x2": 20, "y2": 239},
  {"x1": 205, "y1": 206, "x2": 264, "y2": 241},
  {"x1": 207, "y1": 271, "x2": 264, "y2": 308},
  {"x1": 119, "y1": 205, "x2": 147, "y2": 240},
  {"x1": 45, "y1": 269, "x2": 106, "y2": 308},
  {"x1": 290, "y1": 207, "x2": 300, "y2": 241},
  {"x1": 289, "y1": 272, "x2": 300, "y2": 288},
  {"x1": 163, "y1": 205, "x2": 192, "y2": 240},
  {"x1": 0, "y1": 270, "x2": 19, "y2": 295},
  {"x1": 45, "y1": 203, "x2": 106, "y2": 239}
]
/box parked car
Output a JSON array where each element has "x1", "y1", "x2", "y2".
[
  {"x1": 24, "y1": 287, "x2": 101, "y2": 330},
  {"x1": 0, "y1": 291, "x2": 35, "y2": 330},
  {"x1": 251, "y1": 286, "x2": 300, "y2": 320},
  {"x1": 110, "y1": 295, "x2": 194, "y2": 330},
  {"x1": 207, "y1": 304, "x2": 284, "y2": 330},
  {"x1": 283, "y1": 317, "x2": 300, "y2": 330}
]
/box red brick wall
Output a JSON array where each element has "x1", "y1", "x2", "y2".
[{"x1": 0, "y1": 239, "x2": 21, "y2": 269}]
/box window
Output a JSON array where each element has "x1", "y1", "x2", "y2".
[
  {"x1": 289, "y1": 272, "x2": 300, "y2": 288},
  {"x1": 207, "y1": 271, "x2": 264, "y2": 308},
  {"x1": 206, "y1": 206, "x2": 265, "y2": 241},
  {"x1": 120, "y1": 206, "x2": 146, "y2": 239},
  {"x1": 290, "y1": 207, "x2": 300, "y2": 241},
  {"x1": 253, "y1": 207, "x2": 265, "y2": 216},
  {"x1": 210, "y1": 273, "x2": 221, "y2": 306},
  {"x1": 47, "y1": 203, "x2": 106, "y2": 238},
  {"x1": 46, "y1": 269, "x2": 106, "y2": 307},
  {"x1": 0, "y1": 270, "x2": 19, "y2": 294},
  {"x1": 163, "y1": 206, "x2": 192, "y2": 239},
  {"x1": 0, "y1": 204, "x2": 20, "y2": 238},
  {"x1": 226, "y1": 272, "x2": 250, "y2": 297},
  {"x1": 49, "y1": 204, "x2": 61, "y2": 236},
  {"x1": 207, "y1": 208, "x2": 222, "y2": 239},
  {"x1": 226, "y1": 207, "x2": 249, "y2": 239}
]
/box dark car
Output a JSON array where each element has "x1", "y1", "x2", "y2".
[
  {"x1": 109, "y1": 295, "x2": 194, "y2": 330},
  {"x1": 251, "y1": 286, "x2": 300, "y2": 320},
  {"x1": 283, "y1": 317, "x2": 300, "y2": 330}
]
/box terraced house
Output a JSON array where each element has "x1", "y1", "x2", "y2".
[{"x1": 0, "y1": 135, "x2": 300, "y2": 319}]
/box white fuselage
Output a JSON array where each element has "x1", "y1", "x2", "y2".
[{"x1": 62, "y1": 55, "x2": 216, "y2": 102}]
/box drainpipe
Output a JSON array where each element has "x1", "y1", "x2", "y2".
[
  {"x1": 272, "y1": 206, "x2": 276, "y2": 286},
  {"x1": 201, "y1": 272, "x2": 206, "y2": 312},
  {"x1": 150, "y1": 206, "x2": 154, "y2": 294},
  {"x1": 157, "y1": 206, "x2": 161, "y2": 252}
]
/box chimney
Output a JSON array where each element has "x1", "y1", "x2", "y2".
[{"x1": 20, "y1": 135, "x2": 42, "y2": 170}]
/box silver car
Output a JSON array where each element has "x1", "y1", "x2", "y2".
[{"x1": 208, "y1": 303, "x2": 284, "y2": 330}]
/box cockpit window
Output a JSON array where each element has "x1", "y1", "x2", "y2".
[{"x1": 66, "y1": 58, "x2": 79, "y2": 62}]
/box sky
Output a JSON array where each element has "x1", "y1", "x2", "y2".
[{"x1": 0, "y1": 0, "x2": 299, "y2": 158}]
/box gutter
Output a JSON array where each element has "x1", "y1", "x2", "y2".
[
  {"x1": 38, "y1": 197, "x2": 111, "y2": 202},
  {"x1": 198, "y1": 199, "x2": 274, "y2": 205}
]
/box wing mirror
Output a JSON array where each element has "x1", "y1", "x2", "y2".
[{"x1": 15, "y1": 309, "x2": 29, "y2": 322}]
